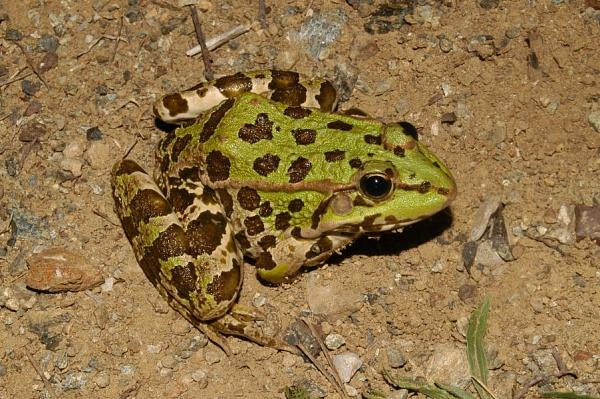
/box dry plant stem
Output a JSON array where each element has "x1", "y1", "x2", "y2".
[
  {"x1": 150, "y1": 0, "x2": 180, "y2": 11},
  {"x1": 514, "y1": 350, "x2": 579, "y2": 399},
  {"x1": 25, "y1": 350, "x2": 56, "y2": 398},
  {"x1": 93, "y1": 209, "x2": 121, "y2": 227},
  {"x1": 188, "y1": 5, "x2": 214, "y2": 81},
  {"x1": 525, "y1": 232, "x2": 566, "y2": 256},
  {"x1": 15, "y1": 43, "x2": 49, "y2": 89},
  {"x1": 258, "y1": 0, "x2": 267, "y2": 29},
  {"x1": 552, "y1": 348, "x2": 577, "y2": 378},
  {"x1": 0, "y1": 69, "x2": 33, "y2": 88},
  {"x1": 472, "y1": 375, "x2": 498, "y2": 399},
  {"x1": 514, "y1": 376, "x2": 545, "y2": 399},
  {"x1": 111, "y1": 15, "x2": 125, "y2": 63},
  {"x1": 77, "y1": 35, "x2": 128, "y2": 59},
  {"x1": 296, "y1": 342, "x2": 347, "y2": 398},
  {"x1": 302, "y1": 317, "x2": 346, "y2": 391},
  {"x1": 186, "y1": 24, "x2": 251, "y2": 56}
]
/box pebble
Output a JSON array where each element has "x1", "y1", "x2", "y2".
[
  {"x1": 470, "y1": 196, "x2": 502, "y2": 241},
  {"x1": 22, "y1": 80, "x2": 42, "y2": 96},
  {"x1": 188, "y1": 334, "x2": 209, "y2": 351},
  {"x1": 589, "y1": 110, "x2": 600, "y2": 133},
  {"x1": 85, "y1": 142, "x2": 111, "y2": 170},
  {"x1": 63, "y1": 141, "x2": 84, "y2": 158},
  {"x1": 324, "y1": 333, "x2": 345, "y2": 350},
  {"x1": 386, "y1": 348, "x2": 407, "y2": 368},
  {"x1": 306, "y1": 273, "x2": 362, "y2": 319},
  {"x1": 25, "y1": 247, "x2": 104, "y2": 292},
  {"x1": 160, "y1": 355, "x2": 178, "y2": 369},
  {"x1": 332, "y1": 352, "x2": 362, "y2": 383},
  {"x1": 5, "y1": 28, "x2": 23, "y2": 41},
  {"x1": 203, "y1": 349, "x2": 221, "y2": 365},
  {"x1": 344, "y1": 384, "x2": 359, "y2": 397},
  {"x1": 425, "y1": 344, "x2": 470, "y2": 388},
  {"x1": 430, "y1": 259, "x2": 444, "y2": 273},
  {"x1": 191, "y1": 369, "x2": 208, "y2": 388},
  {"x1": 86, "y1": 126, "x2": 103, "y2": 141},
  {"x1": 60, "y1": 157, "x2": 83, "y2": 177},
  {"x1": 438, "y1": 35, "x2": 453, "y2": 52},
  {"x1": 574, "y1": 205, "x2": 600, "y2": 242},
  {"x1": 95, "y1": 372, "x2": 110, "y2": 388},
  {"x1": 252, "y1": 293, "x2": 267, "y2": 307},
  {"x1": 38, "y1": 34, "x2": 59, "y2": 53}
]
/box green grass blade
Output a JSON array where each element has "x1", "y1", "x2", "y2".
[
  {"x1": 475, "y1": 297, "x2": 490, "y2": 384},
  {"x1": 543, "y1": 392, "x2": 600, "y2": 399},
  {"x1": 435, "y1": 382, "x2": 477, "y2": 399},
  {"x1": 284, "y1": 386, "x2": 317, "y2": 399},
  {"x1": 466, "y1": 296, "x2": 495, "y2": 399}
]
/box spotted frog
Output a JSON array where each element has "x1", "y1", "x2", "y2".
[{"x1": 111, "y1": 70, "x2": 456, "y2": 351}]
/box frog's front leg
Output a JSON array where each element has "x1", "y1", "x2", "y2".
[{"x1": 255, "y1": 233, "x2": 358, "y2": 284}]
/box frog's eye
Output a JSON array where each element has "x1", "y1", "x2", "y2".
[{"x1": 359, "y1": 173, "x2": 393, "y2": 200}]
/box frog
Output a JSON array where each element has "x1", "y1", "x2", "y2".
[{"x1": 111, "y1": 70, "x2": 456, "y2": 353}]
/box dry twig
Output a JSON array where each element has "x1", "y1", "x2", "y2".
[
  {"x1": 188, "y1": 5, "x2": 214, "y2": 80},
  {"x1": 15, "y1": 43, "x2": 49, "y2": 89},
  {"x1": 25, "y1": 350, "x2": 57, "y2": 398},
  {"x1": 258, "y1": 0, "x2": 267, "y2": 29},
  {"x1": 186, "y1": 24, "x2": 252, "y2": 56},
  {"x1": 111, "y1": 15, "x2": 125, "y2": 63}
]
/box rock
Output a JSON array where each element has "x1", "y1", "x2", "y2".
[
  {"x1": 470, "y1": 196, "x2": 502, "y2": 241},
  {"x1": 332, "y1": 352, "x2": 362, "y2": 383},
  {"x1": 306, "y1": 273, "x2": 363, "y2": 320},
  {"x1": 25, "y1": 247, "x2": 104, "y2": 292},
  {"x1": 386, "y1": 348, "x2": 407, "y2": 368},
  {"x1": 588, "y1": 110, "x2": 600, "y2": 133},
  {"x1": 574, "y1": 205, "x2": 600, "y2": 244},
  {"x1": 59, "y1": 157, "x2": 83, "y2": 177},
  {"x1": 191, "y1": 369, "x2": 208, "y2": 389},
  {"x1": 324, "y1": 333, "x2": 345, "y2": 350},
  {"x1": 425, "y1": 343, "x2": 470, "y2": 388},
  {"x1": 95, "y1": 372, "x2": 110, "y2": 388},
  {"x1": 63, "y1": 141, "x2": 84, "y2": 158},
  {"x1": 85, "y1": 142, "x2": 111, "y2": 170}
]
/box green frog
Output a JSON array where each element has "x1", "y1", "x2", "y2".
[{"x1": 111, "y1": 70, "x2": 456, "y2": 352}]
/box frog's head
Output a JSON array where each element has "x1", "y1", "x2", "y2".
[{"x1": 311, "y1": 122, "x2": 456, "y2": 237}]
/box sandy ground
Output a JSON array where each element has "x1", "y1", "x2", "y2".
[{"x1": 0, "y1": 0, "x2": 599, "y2": 398}]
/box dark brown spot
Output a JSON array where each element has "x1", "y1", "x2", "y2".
[
  {"x1": 130, "y1": 189, "x2": 171, "y2": 224},
  {"x1": 170, "y1": 134, "x2": 192, "y2": 162},
  {"x1": 255, "y1": 73, "x2": 266, "y2": 79},
  {"x1": 258, "y1": 235, "x2": 277, "y2": 251},
  {"x1": 399, "y1": 121, "x2": 418, "y2": 140},
  {"x1": 206, "y1": 150, "x2": 230, "y2": 182},
  {"x1": 291, "y1": 129, "x2": 317, "y2": 145},
  {"x1": 364, "y1": 134, "x2": 382, "y2": 145},
  {"x1": 340, "y1": 107, "x2": 368, "y2": 117},
  {"x1": 349, "y1": 158, "x2": 363, "y2": 169},
  {"x1": 305, "y1": 236, "x2": 333, "y2": 259},
  {"x1": 234, "y1": 231, "x2": 251, "y2": 250},
  {"x1": 160, "y1": 131, "x2": 177, "y2": 152},
  {"x1": 384, "y1": 215, "x2": 400, "y2": 224},
  {"x1": 310, "y1": 197, "x2": 332, "y2": 229},
  {"x1": 244, "y1": 215, "x2": 265, "y2": 236},
  {"x1": 171, "y1": 263, "x2": 198, "y2": 300},
  {"x1": 353, "y1": 195, "x2": 370, "y2": 207},
  {"x1": 291, "y1": 226, "x2": 302, "y2": 238},
  {"x1": 327, "y1": 120, "x2": 353, "y2": 131},
  {"x1": 316, "y1": 81, "x2": 336, "y2": 111},
  {"x1": 215, "y1": 72, "x2": 253, "y2": 97},
  {"x1": 199, "y1": 99, "x2": 235, "y2": 142},
  {"x1": 275, "y1": 212, "x2": 292, "y2": 230},
  {"x1": 283, "y1": 106, "x2": 312, "y2": 119},
  {"x1": 288, "y1": 156, "x2": 311, "y2": 183},
  {"x1": 271, "y1": 85, "x2": 307, "y2": 106},
  {"x1": 186, "y1": 211, "x2": 228, "y2": 256},
  {"x1": 288, "y1": 198, "x2": 304, "y2": 213},
  {"x1": 206, "y1": 260, "x2": 241, "y2": 303},
  {"x1": 433, "y1": 161, "x2": 441, "y2": 169},
  {"x1": 196, "y1": 87, "x2": 208, "y2": 97},
  {"x1": 162, "y1": 93, "x2": 188, "y2": 117},
  {"x1": 360, "y1": 213, "x2": 381, "y2": 230},
  {"x1": 113, "y1": 159, "x2": 145, "y2": 177},
  {"x1": 258, "y1": 201, "x2": 273, "y2": 217},
  {"x1": 256, "y1": 252, "x2": 276, "y2": 271},
  {"x1": 160, "y1": 156, "x2": 170, "y2": 173},
  {"x1": 324, "y1": 150, "x2": 345, "y2": 162},
  {"x1": 237, "y1": 187, "x2": 261, "y2": 211},
  {"x1": 418, "y1": 181, "x2": 431, "y2": 193},
  {"x1": 139, "y1": 224, "x2": 188, "y2": 286},
  {"x1": 268, "y1": 70, "x2": 300, "y2": 89},
  {"x1": 179, "y1": 166, "x2": 201, "y2": 182},
  {"x1": 238, "y1": 113, "x2": 274, "y2": 144},
  {"x1": 253, "y1": 153, "x2": 280, "y2": 176},
  {"x1": 394, "y1": 146, "x2": 405, "y2": 157},
  {"x1": 216, "y1": 189, "x2": 233, "y2": 217},
  {"x1": 438, "y1": 187, "x2": 450, "y2": 195},
  {"x1": 169, "y1": 187, "x2": 195, "y2": 213},
  {"x1": 200, "y1": 186, "x2": 218, "y2": 205}
]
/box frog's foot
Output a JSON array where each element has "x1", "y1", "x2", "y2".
[{"x1": 209, "y1": 304, "x2": 296, "y2": 353}]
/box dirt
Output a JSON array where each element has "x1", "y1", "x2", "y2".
[{"x1": 1, "y1": 1, "x2": 599, "y2": 398}]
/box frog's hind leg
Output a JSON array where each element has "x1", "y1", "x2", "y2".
[{"x1": 111, "y1": 159, "x2": 242, "y2": 325}]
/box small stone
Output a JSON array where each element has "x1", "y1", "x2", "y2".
[
  {"x1": 588, "y1": 110, "x2": 600, "y2": 133},
  {"x1": 86, "y1": 127, "x2": 103, "y2": 141},
  {"x1": 204, "y1": 350, "x2": 221, "y2": 365},
  {"x1": 5, "y1": 298, "x2": 19, "y2": 312},
  {"x1": 324, "y1": 333, "x2": 345, "y2": 350},
  {"x1": 440, "y1": 112, "x2": 457, "y2": 124},
  {"x1": 306, "y1": 273, "x2": 363, "y2": 319},
  {"x1": 458, "y1": 284, "x2": 477, "y2": 302},
  {"x1": 252, "y1": 293, "x2": 267, "y2": 307},
  {"x1": 426, "y1": 344, "x2": 470, "y2": 388},
  {"x1": 84, "y1": 142, "x2": 111, "y2": 170},
  {"x1": 439, "y1": 35, "x2": 453, "y2": 52},
  {"x1": 281, "y1": 352, "x2": 297, "y2": 368},
  {"x1": 505, "y1": 26, "x2": 521, "y2": 39},
  {"x1": 386, "y1": 348, "x2": 407, "y2": 368},
  {"x1": 574, "y1": 205, "x2": 600, "y2": 243},
  {"x1": 18, "y1": 122, "x2": 47, "y2": 142},
  {"x1": 160, "y1": 355, "x2": 178, "y2": 369},
  {"x1": 25, "y1": 247, "x2": 104, "y2": 292},
  {"x1": 55, "y1": 350, "x2": 69, "y2": 370},
  {"x1": 479, "y1": 0, "x2": 499, "y2": 9},
  {"x1": 430, "y1": 259, "x2": 444, "y2": 273},
  {"x1": 38, "y1": 34, "x2": 59, "y2": 53},
  {"x1": 188, "y1": 335, "x2": 209, "y2": 351},
  {"x1": 95, "y1": 372, "x2": 110, "y2": 388},
  {"x1": 530, "y1": 297, "x2": 544, "y2": 313},
  {"x1": 170, "y1": 318, "x2": 192, "y2": 335},
  {"x1": 5, "y1": 28, "x2": 23, "y2": 41},
  {"x1": 344, "y1": 384, "x2": 359, "y2": 397},
  {"x1": 332, "y1": 352, "x2": 362, "y2": 383},
  {"x1": 146, "y1": 344, "x2": 162, "y2": 354},
  {"x1": 63, "y1": 141, "x2": 84, "y2": 158},
  {"x1": 21, "y1": 80, "x2": 42, "y2": 96},
  {"x1": 191, "y1": 369, "x2": 208, "y2": 388}
]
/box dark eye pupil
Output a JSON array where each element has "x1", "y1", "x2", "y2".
[{"x1": 360, "y1": 174, "x2": 392, "y2": 199}]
